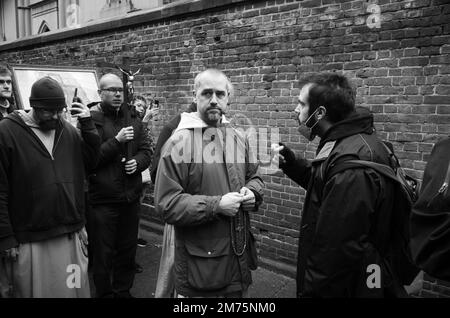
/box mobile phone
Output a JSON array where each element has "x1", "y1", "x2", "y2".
[
  {"x1": 72, "y1": 88, "x2": 82, "y2": 102},
  {"x1": 153, "y1": 100, "x2": 159, "y2": 121},
  {"x1": 71, "y1": 88, "x2": 81, "y2": 115}
]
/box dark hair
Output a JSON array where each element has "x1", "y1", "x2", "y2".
[
  {"x1": 300, "y1": 73, "x2": 355, "y2": 124},
  {"x1": 0, "y1": 65, "x2": 12, "y2": 77}
]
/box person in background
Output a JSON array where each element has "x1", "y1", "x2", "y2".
[
  {"x1": 410, "y1": 136, "x2": 450, "y2": 281},
  {"x1": 88, "y1": 74, "x2": 152, "y2": 298},
  {"x1": 0, "y1": 66, "x2": 14, "y2": 121},
  {"x1": 0, "y1": 76, "x2": 100, "y2": 297}
]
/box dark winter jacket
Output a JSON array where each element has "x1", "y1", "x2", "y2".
[
  {"x1": 0, "y1": 112, "x2": 101, "y2": 251},
  {"x1": 88, "y1": 102, "x2": 152, "y2": 204},
  {"x1": 281, "y1": 109, "x2": 399, "y2": 297},
  {"x1": 410, "y1": 137, "x2": 450, "y2": 281}
]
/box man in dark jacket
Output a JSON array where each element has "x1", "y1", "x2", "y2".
[
  {"x1": 89, "y1": 73, "x2": 152, "y2": 298},
  {"x1": 410, "y1": 136, "x2": 450, "y2": 281},
  {"x1": 0, "y1": 76, "x2": 100, "y2": 297},
  {"x1": 272, "y1": 73, "x2": 399, "y2": 297},
  {"x1": 0, "y1": 66, "x2": 14, "y2": 121}
]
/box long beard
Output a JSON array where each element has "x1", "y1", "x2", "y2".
[
  {"x1": 38, "y1": 119, "x2": 59, "y2": 131},
  {"x1": 202, "y1": 107, "x2": 223, "y2": 127}
]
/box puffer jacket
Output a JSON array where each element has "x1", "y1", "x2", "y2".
[
  {"x1": 88, "y1": 103, "x2": 152, "y2": 204},
  {"x1": 281, "y1": 109, "x2": 400, "y2": 297},
  {"x1": 155, "y1": 112, "x2": 264, "y2": 297}
]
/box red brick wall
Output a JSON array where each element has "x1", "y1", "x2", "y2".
[{"x1": 1, "y1": 0, "x2": 449, "y2": 295}]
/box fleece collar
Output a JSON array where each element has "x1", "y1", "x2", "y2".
[{"x1": 174, "y1": 111, "x2": 230, "y2": 133}]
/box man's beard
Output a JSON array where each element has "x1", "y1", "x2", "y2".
[
  {"x1": 38, "y1": 119, "x2": 59, "y2": 131},
  {"x1": 202, "y1": 107, "x2": 223, "y2": 127}
]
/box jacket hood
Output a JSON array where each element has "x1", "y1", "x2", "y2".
[
  {"x1": 174, "y1": 112, "x2": 230, "y2": 133},
  {"x1": 3, "y1": 110, "x2": 29, "y2": 129},
  {"x1": 5, "y1": 110, "x2": 65, "y2": 134},
  {"x1": 318, "y1": 107, "x2": 375, "y2": 149},
  {"x1": 17, "y1": 109, "x2": 40, "y2": 129}
]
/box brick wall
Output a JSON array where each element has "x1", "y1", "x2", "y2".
[{"x1": 1, "y1": 0, "x2": 449, "y2": 296}]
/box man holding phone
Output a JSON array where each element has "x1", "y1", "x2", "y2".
[
  {"x1": 88, "y1": 73, "x2": 151, "y2": 298},
  {"x1": 0, "y1": 76, "x2": 100, "y2": 297}
]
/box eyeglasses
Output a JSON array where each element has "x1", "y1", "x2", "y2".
[
  {"x1": 101, "y1": 88, "x2": 124, "y2": 94},
  {"x1": 37, "y1": 109, "x2": 64, "y2": 116},
  {"x1": 0, "y1": 79, "x2": 12, "y2": 85}
]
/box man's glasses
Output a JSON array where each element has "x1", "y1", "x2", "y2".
[
  {"x1": 0, "y1": 79, "x2": 12, "y2": 85},
  {"x1": 36, "y1": 109, "x2": 64, "y2": 116},
  {"x1": 101, "y1": 88, "x2": 124, "y2": 94}
]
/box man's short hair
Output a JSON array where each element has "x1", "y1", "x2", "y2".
[
  {"x1": 99, "y1": 73, "x2": 122, "y2": 90},
  {"x1": 300, "y1": 73, "x2": 355, "y2": 123},
  {"x1": 0, "y1": 65, "x2": 12, "y2": 77},
  {"x1": 194, "y1": 69, "x2": 234, "y2": 97}
]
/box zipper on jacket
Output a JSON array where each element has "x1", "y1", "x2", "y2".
[
  {"x1": 439, "y1": 182, "x2": 448, "y2": 194},
  {"x1": 426, "y1": 183, "x2": 448, "y2": 208},
  {"x1": 427, "y1": 161, "x2": 450, "y2": 208},
  {"x1": 51, "y1": 126, "x2": 65, "y2": 160}
]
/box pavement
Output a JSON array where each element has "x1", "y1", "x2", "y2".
[{"x1": 127, "y1": 230, "x2": 296, "y2": 298}]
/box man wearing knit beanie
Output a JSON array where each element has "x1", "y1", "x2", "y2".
[{"x1": 0, "y1": 76, "x2": 101, "y2": 297}]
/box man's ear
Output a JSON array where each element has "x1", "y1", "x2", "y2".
[
  {"x1": 316, "y1": 106, "x2": 327, "y2": 120},
  {"x1": 192, "y1": 90, "x2": 197, "y2": 103}
]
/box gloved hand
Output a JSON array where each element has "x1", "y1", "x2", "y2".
[{"x1": 278, "y1": 142, "x2": 296, "y2": 165}]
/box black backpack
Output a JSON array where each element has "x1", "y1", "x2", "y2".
[{"x1": 326, "y1": 142, "x2": 420, "y2": 286}]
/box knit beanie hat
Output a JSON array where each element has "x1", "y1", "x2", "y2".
[{"x1": 29, "y1": 76, "x2": 66, "y2": 109}]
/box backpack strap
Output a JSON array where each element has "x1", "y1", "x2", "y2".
[{"x1": 327, "y1": 159, "x2": 398, "y2": 186}]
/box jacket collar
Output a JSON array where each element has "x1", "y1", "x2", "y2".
[
  {"x1": 99, "y1": 102, "x2": 125, "y2": 118},
  {"x1": 0, "y1": 99, "x2": 11, "y2": 118},
  {"x1": 174, "y1": 111, "x2": 230, "y2": 133},
  {"x1": 318, "y1": 107, "x2": 375, "y2": 150}
]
